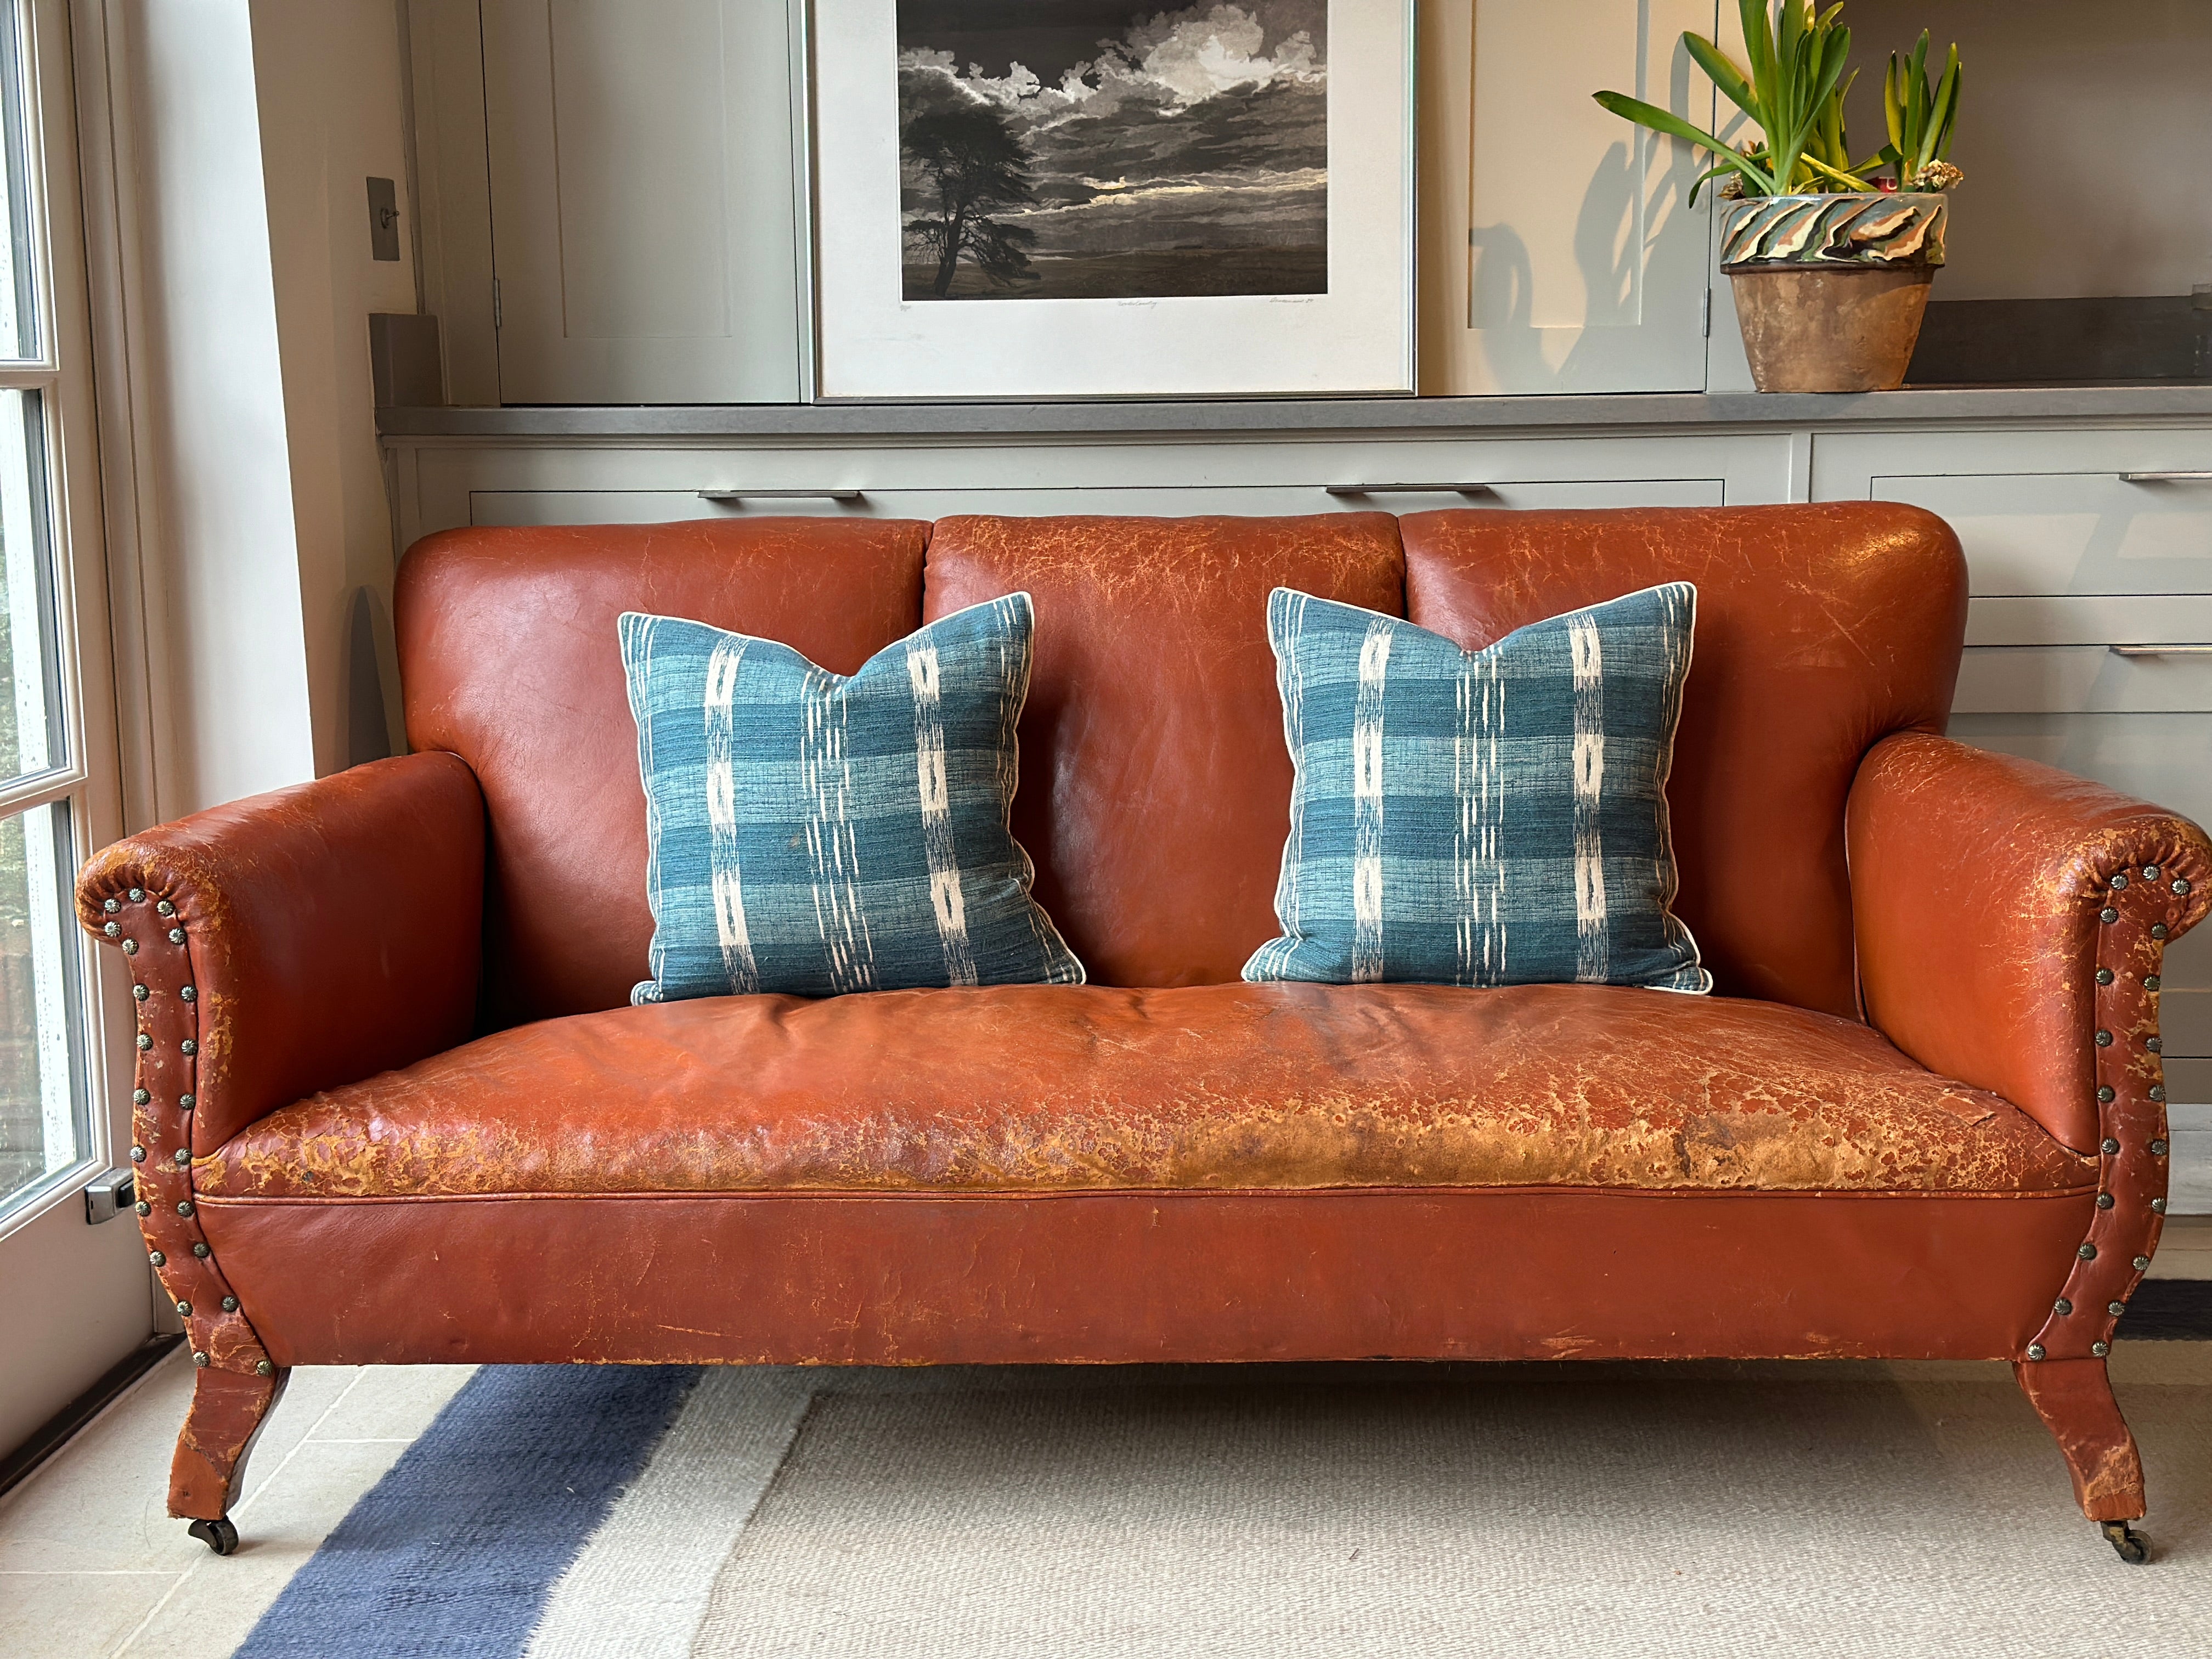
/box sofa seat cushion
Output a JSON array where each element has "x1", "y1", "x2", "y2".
[{"x1": 198, "y1": 985, "x2": 2092, "y2": 1201}]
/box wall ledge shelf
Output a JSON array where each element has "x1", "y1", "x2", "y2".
[{"x1": 376, "y1": 385, "x2": 2212, "y2": 443}]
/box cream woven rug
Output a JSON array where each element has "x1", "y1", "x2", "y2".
[
  {"x1": 237, "y1": 1353, "x2": 2212, "y2": 1658},
  {"x1": 690, "y1": 1357, "x2": 2212, "y2": 1658}
]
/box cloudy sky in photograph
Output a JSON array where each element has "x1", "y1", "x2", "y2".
[{"x1": 896, "y1": 2, "x2": 1328, "y2": 259}]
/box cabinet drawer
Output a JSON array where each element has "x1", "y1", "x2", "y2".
[
  {"x1": 1875, "y1": 470, "x2": 2212, "y2": 596},
  {"x1": 467, "y1": 477, "x2": 1726, "y2": 528},
  {"x1": 1955, "y1": 646, "x2": 2212, "y2": 713}
]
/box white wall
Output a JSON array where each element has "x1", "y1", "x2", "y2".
[
  {"x1": 86, "y1": 0, "x2": 414, "y2": 823},
  {"x1": 1842, "y1": 0, "x2": 2212, "y2": 300},
  {"x1": 248, "y1": 0, "x2": 416, "y2": 770}
]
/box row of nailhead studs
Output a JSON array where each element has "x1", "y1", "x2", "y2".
[
  {"x1": 2022, "y1": 865, "x2": 2184, "y2": 1363},
  {"x1": 104, "y1": 887, "x2": 273, "y2": 1380}
]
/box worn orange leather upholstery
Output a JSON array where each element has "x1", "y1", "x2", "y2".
[
  {"x1": 77, "y1": 506, "x2": 2212, "y2": 1536},
  {"x1": 198, "y1": 985, "x2": 2090, "y2": 1200}
]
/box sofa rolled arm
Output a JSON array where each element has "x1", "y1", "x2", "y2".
[
  {"x1": 1848, "y1": 731, "x2": 2211, "y2": 1152},
  {"x1": 76, "y1": 753, "x2": 486, "y2": 1157}
]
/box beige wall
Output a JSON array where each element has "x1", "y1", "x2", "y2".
[
  {"x1": 249, "y1": 0, "x2": 416, "y2": 770},
  {"x1": 1842, "y1": 0, "x2": 2212, "y2": 300}
]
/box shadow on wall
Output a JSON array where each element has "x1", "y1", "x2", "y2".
[
  {"x1": 1464, "y1": 43, "x2": 1704, "y2": 391},
  {"x1": 346, "y1": 586, "x2": 398, "y2": 768}
]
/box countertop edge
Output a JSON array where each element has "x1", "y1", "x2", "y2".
[{"x1": 375, "y1": 386, "x2": 2212, "y2": 440}]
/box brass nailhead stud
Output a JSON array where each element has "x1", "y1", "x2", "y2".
[
  {"x1": 2092, "y1": 1341, "x2": 2111, "y2": 1358},
  {"x1": 179, "y1": 1094, "x2": 195, "y2": 1110},
  {"x1": 2111, "y1": 873, "x2": 2130, "y2": 890},
  {"x1": 176, "y1": 1300, "x2": 191, "y2": 1316},
  {"x1": 180, "y1": 1040, "x2": 196, "y2": 1056},
  {"x1": 148, "y1": 1250, "x2": 164, "y2": 1266},
  {"x1": 102, "y1": 921, "x2": 119, "y2": 938},
  {"x1": 2151, "y1": 1138, "x2": 2169, "y2": 1156},
  {"x1": 2147, "y1": 1036, "x2": 2163, "y2": 1052},
  {"x1": 221, "y1": 1295, "x2": 238, "y2": 1312},
  {"x1": 192, "y1": 1351, "x2": 208, "y2": 1367},
  {"x1": 134, "y1": 1200, "x2": 150, "y2": 1216},
  {"x1": 133, "y1": 1088, "x2": 149, "y2": 1105},
  {"x1": 2109, "y1": 1300, "x2": 2126, "y2": 1317},
  {"x1": 2153, "y1": 1198, "x2": 2169, "y2": 1214},
  {"x1": 156, "y1": 900, "x2": 174, "y2": 916},
  {"x1": 256, "y1": 1359, "x2": 274, "y2": 1377},
  {"x1": 2097, "y1": 1086, "x2": 2115, "y2": 1103},
  {"x1": 172, "y1": 1148, "x2": 188, "y2": 1165},
  {"x1": 2096, "y1": 968, "x2": 2114, "y2": 985},
  {"x1": 136, "y1": 1033, "x2": 151, "y2": 1051},
  {"x1": 2145, "y1": 866, "x2": 2162, "y2": 881},
  {"x1": 193, "y1": 1242, "x2": 210, "y2": 1257},
  {"x1": 180, "y1": 986, "x2": 195, "y2": 1002},
  {"x1": 132, "y1": 985, "x2": 147, "y2": 1001},
  {"x1": 2153, "y1": 923, "x2": 2170, "y2": 939},
  {"x1": 2146, "y1": 974, "x2": 2163, "y2": 991},
  {"x1": 2135, "y1": 1256, "x2": 2152, "y2": 1271},
  {"x1": 2151, "y1": 1085, "x2": 2166, "y2": 1102},
  {"x1": 121, "y1": 939, "x2": 137, "y2": 955},
  {"x1": 167, "y1": 928, "x2": 184, "y2": 945},
  {"x1": 2096, "y1": 1029, "x2": 2114, "y2": 1046},
  {"x1": 2097, "y1": 1194, "x2": 2115, "y2": 1210},
  {"x1": 127, "y1": 888, "x2": 143, "y2": 903},
  {"x1": 2079, "y1": 1243, "x2": 2098, "y2": 1260},
  {"x1": 176, "y1": 1200, "x2": 193, "y2": 1216},
  {"x1": 2175, "y1": 878, "x2": 2193, "y2": 895},
  {"x1": 2100, "y1": 907, "x2": 2119, "y2": 924},
  {"x1": 128, "y1": 1145, "x2": 145, "y2": 1163},
  {"x1": 2054, "y1": 1297, "x2": 2073, "y2": 1315},
  {"x1": 102, "y1": 898, "x2": 118, "y2": 913},
  {"x1": 2027, "y1": 1344, "x2": 2046, "y2": 1361}
]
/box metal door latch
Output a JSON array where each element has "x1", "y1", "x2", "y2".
[{"x1": 84, "y1": 1167, "x2": 136, "y2": 1224}]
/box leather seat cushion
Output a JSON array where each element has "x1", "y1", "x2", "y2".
[{"x1": 199, "y1": 985, "x2": 2092, "y2": 1200}]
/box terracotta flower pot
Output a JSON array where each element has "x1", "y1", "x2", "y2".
[{"x1": 1720, "y1": 193, "x2": 1948, "y2": 393}]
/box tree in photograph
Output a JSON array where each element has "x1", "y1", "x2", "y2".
[{"x1": 903, "y1": 103, "x2": 1039, "y2": 297}]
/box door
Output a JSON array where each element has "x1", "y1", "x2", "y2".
[
  {"x1": 0, "y1": 0, "x2": 145, "y2": 1460},
  {"x1": 1420, "y1": 0, "x2": 1718, "y2": 394},
  {"x1": 479, "y1": 0, "x2": 805, "y2": 403}
]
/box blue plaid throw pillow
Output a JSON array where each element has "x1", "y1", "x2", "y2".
[
  {"x1": 1245, "y1": 583, "x2": 1708, "y2": 991},
  {"x1": 620, "y1": 595, "x2": 1084, "y2": 1000}
]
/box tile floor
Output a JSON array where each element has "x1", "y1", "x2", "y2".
[{"x1": 2, "y1": 1216, "x2": 2207, "y2": 1658}]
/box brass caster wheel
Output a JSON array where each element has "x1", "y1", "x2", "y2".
[
  {"x1": 188, "y1": 1516, "x2": 239, "y2": 1556},
  {"x1": 2101, "y1": 1519, "x2": 2150, "y2": 1565}
]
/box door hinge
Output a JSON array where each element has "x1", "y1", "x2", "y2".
[
  {"x1": 492, "y1": 277, "x2": 503, "y2": 331},
  {"x1": 84, "y1": 1167, "x2": 134, "y2": 1224},
  {"x1": 1701, "y1": 287, "x2": 1713, "y2": 337}
]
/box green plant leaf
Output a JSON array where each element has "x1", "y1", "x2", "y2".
[{"x1": 1684, "y1": 33, "x2": 1758, "y2": 122}]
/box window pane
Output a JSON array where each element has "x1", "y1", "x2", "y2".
[
  {"x1": 0, "y1": 799, "x2": 86, "y2": 1211},
  {"x1": 0, "y1": 0, "x2": 36, "y2": 360},
  {"x1": 0, "y1": 388, "x2": 61, "y2": 784}
]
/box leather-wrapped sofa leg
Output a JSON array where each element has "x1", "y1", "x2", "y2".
[
  {"x1": 173, "y1": 1364, "x2": 288, "y2": 1553},
  {"x1": 2014, "y1": 1356, "x2": 2148, "y2": 1560}
]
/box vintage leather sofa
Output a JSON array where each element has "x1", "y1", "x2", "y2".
[{"x1": 80, "y1": 505, "x2": 2209, "y2": 1561}]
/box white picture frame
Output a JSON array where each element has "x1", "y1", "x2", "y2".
[{"x1": 809, "y1": 0, "x2": 1414, "y2": 400}]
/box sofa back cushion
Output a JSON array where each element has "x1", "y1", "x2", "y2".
[
  {"x1": 397, "y1": 518, "x2": 927, "y2": 1024},
  {"x1": 925, "y1": 514, "x2": 1406, "y2": 986},
  {"x1": 1400, "y1": 504, "x2": 1965, "y2": 1018}
]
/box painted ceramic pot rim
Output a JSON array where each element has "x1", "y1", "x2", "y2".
[{"x1": 1720, "y1": 190, "x2": 1948, "y2": 272}]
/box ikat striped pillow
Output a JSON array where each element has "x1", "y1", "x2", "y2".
[
  {"x1": 1244, "y1": 583, "x2": 1709, "y2": 992},
  {"x1": 620, "y1": 594, "x2": 1084, "y2": 1001}
]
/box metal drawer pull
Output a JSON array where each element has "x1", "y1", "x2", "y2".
[
  {"x1": 1324, "y1": 483, "x2": 1496, "y2": 497},
  {"x1": 2119, "y1": 472, "x2": 2212, "y2": 483},
  {"x1": 697, "y1": 488, "x2": 865, "y2": 503},
  {"x1": 2109, "y1": 644, "x2": 2212, "y2": 657}
]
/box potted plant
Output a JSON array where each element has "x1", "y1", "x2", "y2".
[{"x1": 1596, "y1": 1, "x2": 1962, "y2": 393}]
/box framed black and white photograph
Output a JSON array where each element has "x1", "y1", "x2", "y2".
[{"x1": 810, "y1": 1, "x2": 1413, "y2": 399}]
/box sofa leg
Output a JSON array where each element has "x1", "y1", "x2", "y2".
[
  {"x1": 171, "y1": 1362, "x2": 287, "y2": 1551},
  {"x1": 2013, "y1": 1356, "x2": 2150, "y2": 1558}
]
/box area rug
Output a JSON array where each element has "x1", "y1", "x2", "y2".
[{"x1": 233, "y1": 1354, "x2": 2212, "y2": 1658}]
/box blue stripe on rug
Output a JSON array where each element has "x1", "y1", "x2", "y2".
[{"x1": 234, "y1": 1365, "x2": 701, "y2": 1659}]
